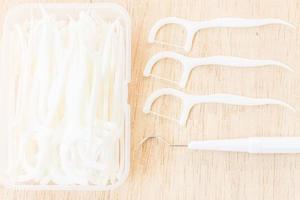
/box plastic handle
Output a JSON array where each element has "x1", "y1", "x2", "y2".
[{"x1": 188, "y1": 137, "x2": 300, "y2": 154}]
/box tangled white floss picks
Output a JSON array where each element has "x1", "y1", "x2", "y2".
[{"x1": 2, "y1": 8, "x2": 128, "y2": 187}]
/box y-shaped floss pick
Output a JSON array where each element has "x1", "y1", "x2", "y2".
[
  {"x1": 148, "y1": 17, "x2": 295, "y2": 52},
  {"x1": 144, "y1": 51, "x2": 293, "y2": 88},
  {"x1": 143, "y1": 88, "x2": 295, "y2": 126}
]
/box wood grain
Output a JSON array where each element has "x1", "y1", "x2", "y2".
[{"x1": 1, "y1": 0, "x2": 300, "y2": 199}]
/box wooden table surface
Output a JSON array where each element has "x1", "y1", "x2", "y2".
[{"x1": 1, "y1": 0, "x2": 300, "y2": 199}]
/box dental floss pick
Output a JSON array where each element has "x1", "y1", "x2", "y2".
[
  {"x1": 149, "y1": 17, "x2": 295, "y2": 52},
  {"x1": 143, "y1": 88, "x2": 295, "y2": 126},
  {"x1": 144, "y1": 51, "x2": 293, "y2": 88}
]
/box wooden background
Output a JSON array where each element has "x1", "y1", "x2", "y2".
[{"x1": 1, "y1": 0, "x2": 300, "y2": 199}]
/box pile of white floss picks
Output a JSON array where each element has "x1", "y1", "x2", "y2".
[{"x1": 1, "y1": 9, "x2": 128, "y2": 186}]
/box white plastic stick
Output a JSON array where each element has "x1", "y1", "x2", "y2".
[
  {"x1": 188, "y1": 137, "x2": 300, "y2": 154},
  {"x1": 144, "y1": 51, "x2": 293, "y2": 88},
  {"x1": 143, "y1": 88, "x2": 295, "y2": 126},
  {"x1": 149, "y1": 17, "x2": 295, "y2": 52}
]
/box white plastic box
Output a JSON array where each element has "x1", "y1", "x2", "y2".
[{"x1": 0, "y1": 3, "x2": 131, "y2": 191}]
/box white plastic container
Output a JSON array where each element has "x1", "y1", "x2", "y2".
[{"x1": 0, "y1": 3, "x2": 131, "y2": 191}]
